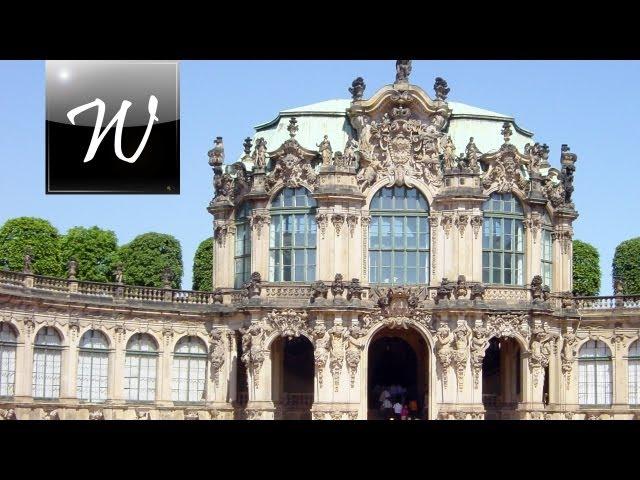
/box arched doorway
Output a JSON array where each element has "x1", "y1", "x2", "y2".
[
  {"x1": 367, "y1": 328, "x2": 428, "y2": 420},
  {"x1": 271, "y1": 336, "x2": 314, "y2": 420},
  {"x1": 482, "y1": 337, "x2": 522, "y2": 419}
]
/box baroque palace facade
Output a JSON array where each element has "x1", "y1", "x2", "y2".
[{"x1": 2, "y1": 61, "x2": 640, "y2": 420}]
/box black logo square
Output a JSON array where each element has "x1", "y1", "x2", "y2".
[{"x1": 46, "y1": 60, "x2": 179, "y2": 194}]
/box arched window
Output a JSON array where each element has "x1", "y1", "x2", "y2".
[
  {"x1": 172, "y1": 336, "x2": 207, "y2": 403},
  {"x1": 77, "y1": 330, "x2": 109, "y2": 403},
  {"x1": 578, "y1": 340, "x2": 612, "y2": 406},
  {"x1": 628, "y1": 340, "x2": 640, "y2": 405},
  {"x1": 482, "y1": 192, "x2": 525, "y2": 285},
  {"x1": 541, "y1": 211, "x2": 553, "y2": 289},
  {"x1": 369, "y1": 187, "x2": 430, "y2": 285},
  {"x1": 0, "y1": 323, "x2": 17, "y2": 397},
  {"x1": 33, "y1": 327, "x2": 62, "y2": 399},
  {"x1": 269, "y1": 187, "x2": 317, "y2": 282},
  {"x1": 125, "y1": 333, "x2": 158, "y2": 402},
  {"x1": 234, "y1": 202, "x2": 252, "y2": 288}
]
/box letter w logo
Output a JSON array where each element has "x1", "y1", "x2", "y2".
[{"x1": 67, "y1": 95, "x2": 159, "y2": 164}]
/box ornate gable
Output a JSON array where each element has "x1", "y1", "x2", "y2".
[{"x1": 347, "y1": 70, "x2": 453, "y2": 192}]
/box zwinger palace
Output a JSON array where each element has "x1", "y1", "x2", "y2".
[{"x1": 1, "y1": 61, "x2": 639, "y2": 420}]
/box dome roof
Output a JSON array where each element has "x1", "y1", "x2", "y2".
[{"x1": 240, "y1": 98, "x2": 535, "y2": 165}]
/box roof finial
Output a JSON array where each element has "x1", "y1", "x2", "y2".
[
  {"x1": 434, "y1": 77, "x2": 450, "y2": 101},
  {"x1": 395, "y1": 60, "x2": 412, "y2": 84},
  {"x1": 243, "y1": 137, "x2": 252, "y2": 156},
  {"x1": 207, "y1": 136, "x2": 224, "y2": 166},
  {"x1": 287, "y1": 117, "x2": 299, "y2": 138},
  {"x1": 349, "y1": 77, "x2": 366, "y2": 101},
  {"x1": 501, "y1": 122, "x2": 513, "y2": 144}
]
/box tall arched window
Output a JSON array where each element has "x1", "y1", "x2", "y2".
[
  {"x1": 628, "y1": 340, "x2": 640, "y2": 405},
  {"x1": 77, "y1": 330, "x2": 109, "y2": 403},
  {"x1": 482, "y1": 192, "x2": 525, "y2": 285},
  {"x1": 578, "y1": 340, "x2": 612, "y2": 406},
  {"x1": 541, "y1": 211, "x2": 553, "y2": 289},
  {"x1": 234, "y1": 202, "x2": 252, "y2": 288},
  {"x1": 172, "y1": 336, "x2": 207, "y2": 403},
  {"x1": 33, "y1": 327, "x2": 62, "y2": 399},
  {"x1": 269, "y1": 187, "x2": 317, "y2": 282},
  {"x1": 369, "y1": 187, "x2": 430, "y2": 285},
  {"x1": 125, "y1": 333, "x2": 158, "y2": 402},
  {"x1": 0, "y1": 323, "x2": 17, "y2": 398}
]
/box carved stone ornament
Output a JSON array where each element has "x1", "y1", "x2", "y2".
[
  {"x1": 249, "y1": 212, "x2": 270, "y2": 240},
  {"x1": 212, "y1": 288, "x2": 224, "y2": 304},
  {"x1": 455, "y1": 213, "x2": 469, "y2": 238},
  {"x1": 481, "y1": 124, "x2": 529, "y2": 193},
  {"x1": 315, "y1": 213, "x2": 329, "y2": 240},
  {"x1": 214, "y1": 222, "x2": 236, "y2": 247},
  {"x1": 346, "y1": 214, "x2": 359, "y2": 237},
  {"x1": 433, "y1": 77, "x2": 450, "y2": 101},
  {"x1": 345, "y1": 325, "x2": 366, "y2": 387},
  {"x1": 264, "y1": 118, "x2": 318, "y2": 193},
  {"x1": 328, "y1": 324, "x2": 346, "y2": 392},
  {"x1": 528, "y1": 325, "x2": 554, "y2": 387},
  {"x1": 209, "y1": 329, "x2": 226, "y2": 387},
  {"x1": 264, "y1": 309, "x2": 309, "y2": 340},
  {"x1": 67, "y1": 259, "x2": 77, "y2": 280},
  {"x1": 523, "y1": 212, "x2": 542, "y2": 243},
  {"x1": 435, "y1": 322, "x2": 454, "y2": 388},
  {"x1": 89, "y1": 410, "x2": 105, "y2": 420},
  {"x1": 243, "y1": 272, "x2": 262, "y2": 299},
  {"x1": 252, "y1": 137, "x2": 268, "y2": 169},
  {"x1": 485, "y1": 313, "x2": 531, "y2": 342},
  {"x1": 552, "y1": 228, "x2": 573, "y2": 254},
  {"x1": 240, "y1": 320, "x2": 274, "y2": 389},
  {"x1": 531, "y1": 275, "x2": 550, "y2": 303},
  {"x1": 561, "y1": 328, "x2": 578, "y2": 388},
  {"x1": 347, "y1": 278, "x2": 363, "y2": 300},
  {"x1": 43, "y1": 409, "x2": 59, "y2": 420},
  {"x1": 395, "y1": 60, "x2": 412, "y2": 83},
  {"x1": 331, "y1": 274, "x2": 345, "y2": 298},
  {"x1": 312, "y1": 324, "x2": 329, "y2": 388},
  {"x1": 452, "y1": 323, "x2": 471, "y2": 392},
  {"x1": 470, "y1": 326, "x2": 490, "y2": 388},
  {"x1": 310, "y1": 281, "x2": 328, "y2": 302},
  {"x1": 441, "y1": 214, "x2": 453, "y2": 238},
  {"x1": 470, "y1": 283, "x2": 486, "y2": 301},
  {"x1": 184, "y1": 411, "x2": 199, "y2": 420},
  {"x1": 135, "y1": 409, "x2": 151, "y2": 420},
  {"x1": 470, "y1": 216, "x2": 483, "y2": 239},
  {"x1": 0, "y1": 408, "x2": 17, "y2": 420},
  {"x1": 331, "y1": 214, "x2": 345, "y2": 236}
]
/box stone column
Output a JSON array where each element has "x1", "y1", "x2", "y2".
[
  {"x1": 157, "y1": 329, "x2": 174, "y2": 407},
  {"x1": 61, "y1": 324, "x2": 78, "y2": 404},
  {"x1": 14, "y1": 320, "x2": 34, "y2": 402},
  {"x1": 111, "y1": 327, "x2": 126, "y2": 403}
]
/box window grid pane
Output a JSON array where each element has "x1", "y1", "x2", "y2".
[
  {"x1": 368, "y1": 187, "x2": 429, "y2": 285},
  {"x1": 172, "y1": 337, "x2": 207, "y2": 403},
  {"x1": 234, "y1": 203, "x2": 253, "y2": 289},
  {"x1": 269, "y1": 188, "x2": 316, "y2": 283},
  {"x1": 482, "y1": 193, "x2": 525, "y2": 286},
  {"x1": 578, "y1": 340, "x2": 612, "y2": 406}
]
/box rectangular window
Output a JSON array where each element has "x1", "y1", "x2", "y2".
[{"x1": 0, "y1": 345, "x2": 16, "y2": 397}]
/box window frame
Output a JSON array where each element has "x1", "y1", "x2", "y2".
[
  {"x1": 172, "y1": 336, "x2": 208, "y2": 404},
  {"x1": 578, "y1": 340, "x2": 613, "y2": 408},
  {"x1": 124, "y1": 333, "x2": 158, "y2": 403},
  {"x1": 482, "y1": 192, "x2": 526, "y2": 286},
  {"x1": 234, "y1": 202, "x2": 253, "y2": 289},
  {"x1": 77, "y1": 330, "x2": 110, "y2": 404},
  {"x1": 268, "y1": 187, "x2": 317, "y2": 283},
  {"x1": 628, "y1": 340, "x2": 640, "y2": 406},
  {"x1": 32, "y1": 327, "x2": 63, "y2": 400},
  {"x1": 368, "y1": 186, "x2": 430, "y2": 286},
  {"x1": 0, "y1": 323, "x2": 17, "y2": 398}
]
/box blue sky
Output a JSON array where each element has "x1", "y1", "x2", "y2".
[{"x1": 0, "y1": 60, "x2": 638, "y2": 294}]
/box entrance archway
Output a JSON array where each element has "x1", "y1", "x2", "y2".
[
  {"x1": 271, "y1": 336, "x2": 314, "y2": 420},
  {"x1": 482, "y1": 337, "x2": 522, "y2": 419},
  {"x1": 367, "y1": 328, "x2": 428, "y2": 420}
]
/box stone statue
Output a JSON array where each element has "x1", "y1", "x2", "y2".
[
  {"x1": 313, "y1": 324, "x2": 330, "y2": 387},
  {"x1": 67, "y1": 259, "x2": 77, "y2": 280},
  {"x1": 317, "y1": 135, "x2": 333, "y2": 166},
  {"x1": 349, "y1": 77, "x2": 366, "y2": 101},
  {"x1": 560, "y1": 144, "x2": 577, "y2": 206},
  {"x1": 243, "y1": 137, "x2": 252, "y2": 157},
  {"x1": 443, "y1": 136, "x2": 456, "y2": 170},
  {"x1": 252, "y1": 137, "x2": 267, "y2": 169},
  {"x1": 561, "y1": 328, "x2": 579, "y2": 384},
  {"x1": 207, "y1": 136, "x2": 224, "y2": 167},
  {"x1": 243, "y1": 272, "x2": 262, "y2": 299},
  {"x1": 114, "y1": 264, "x2": 124, "y2": 284},
  {"x1": 342, "y1": 137, "x2": 359, "y2": 168},
  {"x1": 23, "y1": 252, "x2": 33, "y2": 274},
  {"x1": 614, "y1": 277, "x2": 624, "y2": 296},
  {"x1": 395, "y1": 60, "x2": 412, "y2": 83},
  {"x1": 161, "y1": 267, "x2": 173, "y2": 289},
  {"x1": 345, "y1": 325, "x2": 366, "y2": 386},
  {"x1": 470, "y1": 326, "x2": 490, "y2": 387},
  {"x1": 529, "y1": 326, "x2": 553, "y2": 386},
  {"x1": 465, "y1": 137, "x2": 482, "y2": 172}
]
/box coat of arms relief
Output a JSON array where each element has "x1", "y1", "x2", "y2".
[{"x1": 349, "y1": 86, "x2": 452, "y2": 192}]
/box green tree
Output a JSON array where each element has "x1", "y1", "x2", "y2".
[
  {"x1": 59, "y1": 226, "x2": 118, "y2": 282},
  {"x1": 612, "y1": 237, "x2": 640, "y2": 295},
  {"x1": 0, "y1": 217, "x2": 62, "y2": 276},
  {"x1": 572, "y1": 240, "x2": 601, "y2": 296},
  {"x1": 192, "y1": 237, "x2": 214, "y2": 291},
  {"x1": 116, "y1": 233, "x2": 183, "y2": 289}
]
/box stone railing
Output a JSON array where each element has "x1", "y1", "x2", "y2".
[
  {"x1": 0, "y1": 270, "x2": 25, "y2": 287},
  {"x1": 32, "y1": 275, "x2": 70, "y2": 292},
  {"x1": 575, "y1": 295, "x2": 640, "y2": 310},
  {"x1": 77, "y1": 281, "x2": 118, "y2": 297}
]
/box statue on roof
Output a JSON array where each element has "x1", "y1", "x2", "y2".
[
  {"x1": 395, "y1": 60, "x2": 412, "y2": 83},
  {"x1": 252, "y1": 137, "x2": 267, "y2": 169},
  {"x1": 317, "y1": 135, "x2": 333, "y2": 166},
  {"x1": 349, "y1": 77, "x2": 366, "y2": 101},
  {"x1": 434, "y1": 77, "x2": 450, "y2": 101}
]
